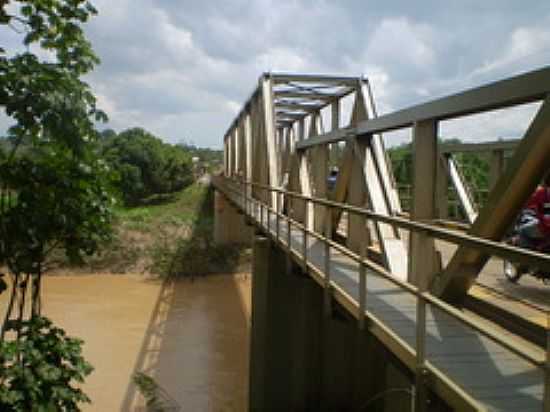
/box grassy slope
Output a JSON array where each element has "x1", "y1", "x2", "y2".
[{"x1": 67, "y1": 182, "x2": 247, "y2": 276}]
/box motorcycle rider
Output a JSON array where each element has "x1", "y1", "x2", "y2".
[{"x1": 517, "y1": 172, "x2": 550, "y2": 249}]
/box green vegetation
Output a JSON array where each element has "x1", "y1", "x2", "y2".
[
  {"x1": 178, "y1": 142, "x2": 223, "y2": 173},
  {"x1": 100, "y1": 128, "x2": 194, "y2": 206},
  {"x1": 0, "y1": 1, "x2": 108, "y2": 409},
  {"x1": 389, "y1": 138, "x2": 490, "y2": 192},
  {"x1": 133, "y1": 372, "x2": 179, "y2": 412},
  {"x1": 147, "y1": 184, "x2": 243, "y2": 278},
  {"x1": 0, "y1": 1, "x2": 226, "y2": 410},
  {"x1": 81, "y1": 183, "x2": 245, "y2": 278},
  {"x1": 388, "y1": 138, "x2": 493, "y2": 214},
  {"x1": 0, "y1": 317, "x2": 93, "y2": 411}
]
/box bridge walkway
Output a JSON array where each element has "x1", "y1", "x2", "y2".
[{"x1": 216, "y1": 178, "x2": 547, "y2": 412}]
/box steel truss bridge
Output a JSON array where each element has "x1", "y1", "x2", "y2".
[{"x1": 214, "y1": 68, "x2": 550, "y2": 411}]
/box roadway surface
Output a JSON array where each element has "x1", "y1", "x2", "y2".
[{"x1": 337, "y1": 212, "x2": 550, "y2": 329}]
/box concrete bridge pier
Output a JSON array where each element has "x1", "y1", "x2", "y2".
[
  {"x1": 249, "y1": 236, "x2": 323, "y2": 411},
  {"x1": 213, "y1": 189, "x2": 252, "y2": 245},
  {"x1": 248, "y1": 236, "x2": 434, "y2": 412}
]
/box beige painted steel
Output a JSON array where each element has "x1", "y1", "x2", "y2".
[
  {"x1": 447, "y1": 155, "x2": 478, "y2": 223},
  {"x1": 350, "y1": 85, "x2": 408, "y2": 279},
  {"x1": 214, "y1": 178, "x2": 540, "y2": 412},
  {"x1": 436, "y1": 154, "x2": 449, "y2": 219},
  {"x1": 408, "y1": 120, "x2": 439, "y2": 288},
  {"x1": 346, "y1": 93, "x2": 370, "y2": 254},
  {"x1": 347, "y1": 139, "x2": 369, "y2": 254},
  {"x1": 222, "y1": 68, "x2": 550, "y2": 307},
  {"x1": 330, "y1": 142, "x2": 353, "y2": 226},
  {"x1": 295, "y1": 67, "x2": 550, "y2": 150},
  {"x1": 310, "y1": 144, "x2": 328, "y2": 233},
  {"x1": 361, "y1": 140, "x2": 408, "y2": 279},
  {"x1": 298, "y1": 153, "x2": 314, "y2": 230},
  {"x1": 360, "y1": 79, "x2": 403, "y2": 217},
  {"x1": 260, "y1": 77, "x2": 280, "y2": 208},
  {"x1": 435, "y1": 96, "x2": 550, "y2": 302}
]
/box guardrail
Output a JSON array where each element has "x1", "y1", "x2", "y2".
[{"x1": 214, "y1": 175, "x2": 550, "y2": 411}]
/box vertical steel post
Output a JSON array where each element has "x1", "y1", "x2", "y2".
[
  {"x1": 323, "y1": 206, "x2": 332, "y2": 317},
  {"x1": 243, "y1": 177, "x2": 247, "y2": 214},
  {"x1": 358, "y1": 223, "x2": 367, "y2": 330},
  {"x1": 415, "y1": 286, "x2": 428, "y2": 412},
  {"x1": 266, "y1": 187, "x2": 271, "y2": 233},
  {"x1": 287, "y1": 192, "x2": 292, "y2": 251},
  {"x1": 260, "y1": 192, "x2": 264, "y2": 230},
  {"x1": 302, "y1": 198, "x2": 308, "y2": 271},
  {"x1": 276, "y1": 190, "x2": 280, "y2": 242}
]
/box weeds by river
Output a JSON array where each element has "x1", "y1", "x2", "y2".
[{"x1": 53, "y1": 182, "x2": 249, "y2": 277}]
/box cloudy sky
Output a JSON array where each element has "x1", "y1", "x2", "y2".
[{"x1": 4, "y1": 1, "x2": 550, "y2": 148}]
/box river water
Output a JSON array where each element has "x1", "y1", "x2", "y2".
[{"x1": 1, "y1": 273, "x2": 251, "y2": 411}]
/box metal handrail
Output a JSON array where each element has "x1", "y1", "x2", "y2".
[
  {"x1": 216, "y1": 176, "x2": 548, "y2": 372},
  {"x1": 234, "y1": 179, "x2": 550, "y2": 272}
]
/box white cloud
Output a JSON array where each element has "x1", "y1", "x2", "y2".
[
  {"x1": 255, "y1": 47, "x2": 308, "y2": 73},
  {"x1": 440, "y1": 102, "x2": 542, "y2": 142},
  {"x1": 366, "y1": 17, "x2": 436, "y2": 70},
  {"x1": 4, "y1": 1, "x2": 550, "y2": 148},
  {"x1": 470, "y1": 26, "x2": 550, "y2": 79}
]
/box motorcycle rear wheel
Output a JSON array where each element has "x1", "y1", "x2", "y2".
[{"x1": 503, "y1": 260, "x2": 523, "y2": 283}]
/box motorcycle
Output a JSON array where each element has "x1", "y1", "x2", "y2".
[{"x1": 503, "y1": 211, "x2": 550, "y2": 285}]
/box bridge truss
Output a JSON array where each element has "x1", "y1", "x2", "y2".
[
  {"x1": 223, "y1": 68, "x2": 550, "y2": 300},
  {"x1": 219, "y1": 68, "x2": 550, "y2": 410}
]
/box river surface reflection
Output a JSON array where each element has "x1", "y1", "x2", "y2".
[{"x1": 1, "y1": 273, "x2": 251, "y2": 411}]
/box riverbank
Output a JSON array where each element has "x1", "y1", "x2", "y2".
[
  {"x1": 50, "y1": 182, "x2": 249, "y2": 277},
  {"x1": 2, "y1": 181, "x2": 253, "y2": 410}
]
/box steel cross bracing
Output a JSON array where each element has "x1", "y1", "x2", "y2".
[
  {"x1": 221, "y1": 69, "x2": 550, "y2": 411},
  {"x1": 224, "y1": 72, "x2": 407, "y2": 280},
  {"x1": 223, "y1": 68, "x2": 550, "y2": 300}
]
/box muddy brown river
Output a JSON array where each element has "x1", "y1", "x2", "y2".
[{"x1": 1, "y1": 273, "x2": 251, "y2": 411}]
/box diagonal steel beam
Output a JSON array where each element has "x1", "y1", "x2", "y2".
[
  {"x1": 446, "y1": 155, "x2": 478, "y2": 224},
  {"x1": 433, "y1": 96, "x2": 550, "y2": 303}
]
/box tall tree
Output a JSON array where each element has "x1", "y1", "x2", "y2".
[{"x1": 0, "y1": 1, "x2": 112, "y2": 409}]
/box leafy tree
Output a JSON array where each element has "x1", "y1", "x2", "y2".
[
  {"x1": 102, "y1": 128, "x2": 194, "y2": 205},
  {"x1": 0, "y1": 0, "x2": 111, "y2": 409},
  {"x1": 388, "y1": 138, "x2": 492, "y2": 215},
  {"x1": 0, "y1": 317, "x2": 93, "y2": 410},
  {"x1": 178, "y1": 142, "x2": 223, "y2": 173}
]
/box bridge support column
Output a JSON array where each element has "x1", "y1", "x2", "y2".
[
  {"x1": 213, "y1": 190, "x2": 251, "y2": 245},
  {"x1": 248, "y1": 235, "x2": 323, "y2": 412},
  {"x1": 248, "y1": 235, "x2": 422, "y2": 412}
]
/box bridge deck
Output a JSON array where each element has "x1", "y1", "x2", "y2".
[{"x1": 223, "y1": 187, "x2": 546, "y2": 411}]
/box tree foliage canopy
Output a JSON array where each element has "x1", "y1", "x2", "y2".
[
  {"x1": 101, "y1": 128, "x2": 194, "y2": 205},
  {"x1": 388, "y1": 138, "x2": 490, "y2": 192},
  {"x1": 0, "y1": 1, "x2": 109, "y2": 409}
]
